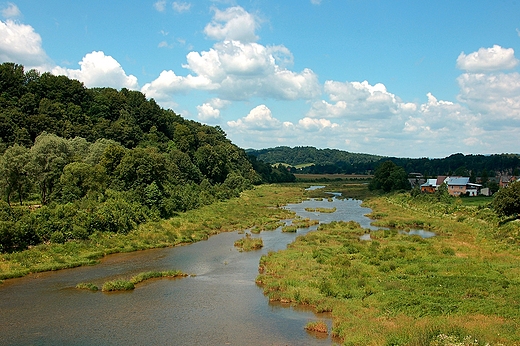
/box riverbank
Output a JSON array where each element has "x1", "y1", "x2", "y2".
[
  {"x1": 257, "y1": 190, "x2": 520, "y2": 345},
  {"x1": 0, "y1": 184, "x2": 305, "y2": 281}
]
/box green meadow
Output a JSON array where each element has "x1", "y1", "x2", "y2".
[{"x1": 257, "y1": 186, "x2": 520, "y2": 345}]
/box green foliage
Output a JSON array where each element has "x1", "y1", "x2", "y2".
[
  {"x1": 369, "y1": 160, "x2": 410, "y2": 192},
  {"x1": 76, "y1": 282, "x2": 99, "y2": 291},
  {"x1": 492, "y1": 181, "x2": 520, "y2": 217},
  {"x1": 0, "y1": 62, "x2": 268, "y2": 253}
]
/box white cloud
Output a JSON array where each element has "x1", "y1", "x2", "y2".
[
  {"x1": 173, "y1": 2, "x2": 191, "y2": 13},
  {"x1": 197, "y1": 103, "x2": 221, "y2": 122},
  {"x1": 457, "y1": 72, "x2": 520, "y2": 122},
  {"x1": 52, "y1": 51, "x2": 139, "y2": 90},
  {"x1": 154, "y1": 1, "x2": 167, "y2": 12},
  {"x1": 196, "y1": 98, "x2": 230, "y2": 123},
  {"x1": 0, "y1": 19, "x2": 50, "y2": 69},
  {"x1": 145, "y1": 39, "x2": 320, "y2": 104},
  {"x1": 456, "y1": 45, "x2": 519, "y2": 72},
  {"x1": 2, "y1": 2, "x2": 21, "y2": 18},
  {"x1": 158, "y1": 41, "x2": 173, "y2": 48},
  {"x1": 310, "y1": 0, "x2": 322, "y2": 5},
  {"x1": 141, "y1": 70, "x2": 215, "y2": 98},
  {"x1": 307, "y1": 80, "x2": 401, "y2": 119},
  {"x1": 204, "y1": 6, "x2": 259, "y2": 43},
  {"x1": 298, "y1": 117, "x2": 338, "y2": 131},
  {"x1": 227, "y1": 105, "x2": 282, "y2": 130}
]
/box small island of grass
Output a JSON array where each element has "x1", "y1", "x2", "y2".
[
  {"x1": 234, "y1": 233, "x2": 263, "y2": 251},
  {"x1": 77, "y1": 270, "x2": 187, "y2": 292}
]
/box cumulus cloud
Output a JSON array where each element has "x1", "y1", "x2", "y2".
[
  {"x1": 0, "y1": 19, "x2": 50, "y2": 69},
  {"x1": 154, "y1": 0, "x2": 167, "y2": 12},
  {"x1": 52, "y1": 51, "x2": 139, "y2": 90},
  {"x1": 307, "y1": 80, "x2": 405, "y2": 120},
  {"x1": 196, "y1": 98, "x2": 230, "y2": 123},
  {"x1": 457, "y1": 72, "x2": 520, "y2": 122},
  {"x1": 2, "y1": 2, "x2": 21, "y2": 18},
  {"x1": 456, "y1": 45, "x2": 519, "y2": 72},
  {"x1": 227, "y1": 105, "x2": 283, "y2": 130},
  {"x1": 204, "y1": 6, "x2": 259, "y2": 43},
  {"x1": 173, "y1": 2, "x2": 191, "y2": 13},
  {"x1": 144, "y1": 39, "x2": 320, "y2": 104},
  {"x1": 299, "y1": 117, "x2": 338, "y2": 131}
]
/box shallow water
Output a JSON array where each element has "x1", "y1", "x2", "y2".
[{"x1": 0, "y1": 192, "x2": 376, "y2": 345}]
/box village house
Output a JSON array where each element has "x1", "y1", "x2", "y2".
[
  {"x1": 420, "y1": 176, "x2": 482, "y2": 196},
  {"x1": 420, "y1": 176, "x2": 447, "y2": 194},
  {"x1": 499, "y1": 176, "x2": 518, "y2": 188}
]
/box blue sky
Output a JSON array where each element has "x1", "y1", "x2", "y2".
[{"x1": 1, "y1": 0, "x2": 520, "y2": 158}]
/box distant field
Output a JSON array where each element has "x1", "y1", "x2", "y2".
[
  {"x1": 460, "y1": 196, "x2": 493, "y2": 207},
  {"x1": 295, "y1": 173, "x2": 372, "y2": 181}
]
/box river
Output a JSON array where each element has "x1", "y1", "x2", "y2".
[{"x1": 0, "y1": 191, "x2": 378, "y2": 345}]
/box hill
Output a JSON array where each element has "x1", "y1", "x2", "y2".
[
  {"x1": 247, "y1": 146, "x2": 520, "y2": 177},
  {"x1": 0, "y1": 62, "x2": 292, "y2": 253}
]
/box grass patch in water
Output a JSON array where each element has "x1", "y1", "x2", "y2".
[
  {"x1": 102, "y1": 279, "x2": 135, "y2": 292},
  {"x1": 76, "y1": 282, "x2": 99, "y2": 291},
  {"x1": 130, "y1": 270, "x2": 186, "y2": 284},
  {"x1": 304, "y1": 207, "x2": 336, "y2": 213},
  {"x1": 305, "y1": 321, "x2": 328, "y2": 334},
  {"x1": 80, "y1": 270, "x2": 187, "y2": 292},
  {"x1": 234, "y1": 233, "x2": 263, "y2": 251},
  {"x1": 282, "y1": 225, "x2": 298, "y2": 233}
]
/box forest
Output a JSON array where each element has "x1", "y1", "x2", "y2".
[
  {"x1": 0, "y1": 62, "x2": 294, "y2": 253},
  {"x1": 247, "y1": 146, "x2": 520, "y2": 177}
]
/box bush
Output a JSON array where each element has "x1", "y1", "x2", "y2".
[{"x1": 492, "y1": 181, "x2": 520, "y2": 217}]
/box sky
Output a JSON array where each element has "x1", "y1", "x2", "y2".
[{"x1": 1, "y1": 0, "x2": 520, "y2": 158}]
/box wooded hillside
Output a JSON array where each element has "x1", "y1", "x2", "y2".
[{"x1": 0, "y1": 62, "x2": 292, "y2": 253}]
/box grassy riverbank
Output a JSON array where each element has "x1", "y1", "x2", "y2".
[
  {"x1": 0, "y1": 184, "x2": 304, "y2": 280},
  {"x1": 257, "y1": 189, "x2": 520, "y2": 345}
]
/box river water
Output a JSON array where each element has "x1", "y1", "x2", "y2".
[{"x1": 0, "y1": 192, "x2": 378, "y2": 345}]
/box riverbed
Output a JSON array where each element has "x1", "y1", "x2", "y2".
[{"x1": 0, "y1": 193, "x2": 377, "y2": 345}]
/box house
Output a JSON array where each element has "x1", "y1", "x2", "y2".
[
  {"x1": 420, "y1": 179, "x2": 438, "y2": 193},
  {"x1": 420, "y1": 176, "x2": 482, "y2": 196},
  {"x1": 445, "y1": 177, "x2": 482, "y2": 196},
  {"x1": 409, "y1": 173, "x2": 426, "y2": 188},
  {"x1": 420, "y1": 175, "x2": 447, "y2": 193},
  {"x1": 499, "y1": 176, "x2": 517, "y2": 188}
]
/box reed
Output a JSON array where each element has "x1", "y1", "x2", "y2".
[{"x1": 234, "y1": 234, "x2": 263, "y2": 251}]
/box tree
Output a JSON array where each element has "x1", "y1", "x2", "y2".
[
  {"x1": 0, "y1": 144, "x2": 31, "y2": 205},
  {"x1": 27, "y1": 132, "x2": 71, "y2": 204},
  {"x1": 492, "y1": 181, "x2": 520, "y2": 217},
  {"x1": 59, "y1": 162, "x2": 106, "y2": 202},
  {"x1": 369, "y1": 161, "x2": 410, "y2": 192}
]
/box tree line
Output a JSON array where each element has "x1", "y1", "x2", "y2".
[
  {"x1": 0, "y1": 62, "x2": 293, "y2": 253},
  {"x1": 248, "y1": 147, "x2": 520, "y2": 177}
]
